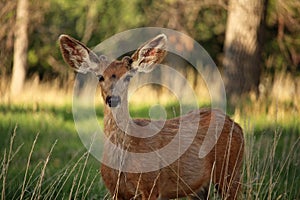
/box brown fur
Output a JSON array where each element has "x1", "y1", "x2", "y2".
[
  {"x1": 59, "y1": 34, "x2": 244, "y2": 200},
  {"x1": 101, "y1": 108, "x2": 244, "y2": 200}
]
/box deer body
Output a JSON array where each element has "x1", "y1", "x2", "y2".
[
  {"x1": 59, "y1": 34, "x2": 244, "y2": 200},
  {"x1": 101, "y1": 107, "x2": 243, "y2": 200}
]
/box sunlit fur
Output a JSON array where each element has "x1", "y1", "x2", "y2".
[{"x1": 59, "y1": 34, "x2": 244, "y2": 200}]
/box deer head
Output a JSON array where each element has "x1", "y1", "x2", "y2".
[{"x1": 59, "y1": 34, "x2": 167, "y2": 108}]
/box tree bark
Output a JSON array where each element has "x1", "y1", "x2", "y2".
[
  {"x1": 223, "y1": 0, "x2": 267, "y2": 104},
  {"x1": 10, "y1": 0, "x2": 29, "y2": 97}
]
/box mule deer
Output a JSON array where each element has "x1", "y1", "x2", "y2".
[{"x1": 59, "y1": 34, "x2": 244, "y2": 200}]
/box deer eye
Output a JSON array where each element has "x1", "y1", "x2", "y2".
[
  {"x1": 111, "y1": 74, "x2": 116, "y2": 79},
  {"x1": 124, "y1": 75, "x2": 132, "y2": 82},
  {"x1": 98, "y1": 75, "x2": 104, "y2": 82}
]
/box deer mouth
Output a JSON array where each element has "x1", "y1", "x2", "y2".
[{"x1": 106, "y1": 95, "x2": 121, "y2": 107}]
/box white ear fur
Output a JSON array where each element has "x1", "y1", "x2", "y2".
[
  {"x1": 59, "y1": 35, "x2": 104, "y2": 75},
  {"x1": 131, "y1": 34, "x2": 167, "y2": 73},
  {"x1": 139, "y1": 34, "x2": 167, "y2": 53}
]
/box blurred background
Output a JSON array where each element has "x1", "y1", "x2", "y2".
[{"x1": 0, "y1": 0, "x2": 299, "y2": 199}]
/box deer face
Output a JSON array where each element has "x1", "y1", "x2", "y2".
[
  {"x1": 59, "y1": 34, "x2": 167, "y2": 108},
  {"x1": 98, "y1": 57, "x2": 134, "y2": 107}
]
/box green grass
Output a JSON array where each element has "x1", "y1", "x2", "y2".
[
  {"x1": 0, "y1": 103, "x2": 299, "y2": 199},
  {"x1": 0, "y1": 104, "x2": 105, "y2": 199},
  {"x1": 242, "y1": 126, "x2": 300, "y2": 199}
]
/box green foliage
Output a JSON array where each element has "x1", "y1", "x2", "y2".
[
  {"x1": 22, "y1": 0, "x2": 146, "y2": 80},
  {"x1": 2, "y1": 0, "x2": 299, "y2": 82},
  {"x1": 264, "y1": 0, "x2": 300, "y2": 73}
]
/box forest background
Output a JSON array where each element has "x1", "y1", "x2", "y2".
[{"x1": 0, "y1": 0, "x2": 299, "y2": 199}]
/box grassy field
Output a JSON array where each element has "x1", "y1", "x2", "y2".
[{"x1": 0, "y1": 86, "x2": 299, "y2": 199}]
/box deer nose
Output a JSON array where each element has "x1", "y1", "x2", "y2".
[{"x1": 105, "y1": 95, "x2": 121, "y2": 107}]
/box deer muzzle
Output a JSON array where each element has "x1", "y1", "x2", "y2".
[{"x1": 106, "y1": 95, "x2": 121, "y2": 107}]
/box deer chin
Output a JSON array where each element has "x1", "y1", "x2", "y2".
[{"x1": 105, "y1": 95, "x2": 121, "y2": 107}]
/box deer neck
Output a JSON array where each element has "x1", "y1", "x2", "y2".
[{"x1": 103, "y1": 93, "x2": 130, "y2": 143}]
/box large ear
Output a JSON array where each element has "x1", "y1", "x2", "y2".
[
  {"x1": 131, "y1": 34, "x2": 167, "y2": 73},
  {"x1": 59, "y1": 34, "x2": 104, "y2": 74}
]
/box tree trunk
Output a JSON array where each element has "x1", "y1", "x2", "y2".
[
  {"x1": 223, "y1": 0, "x2": 267, "y2": 104},
  {"x1": 10, "y1": 0, "x2": 29, "y2": 97}
]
